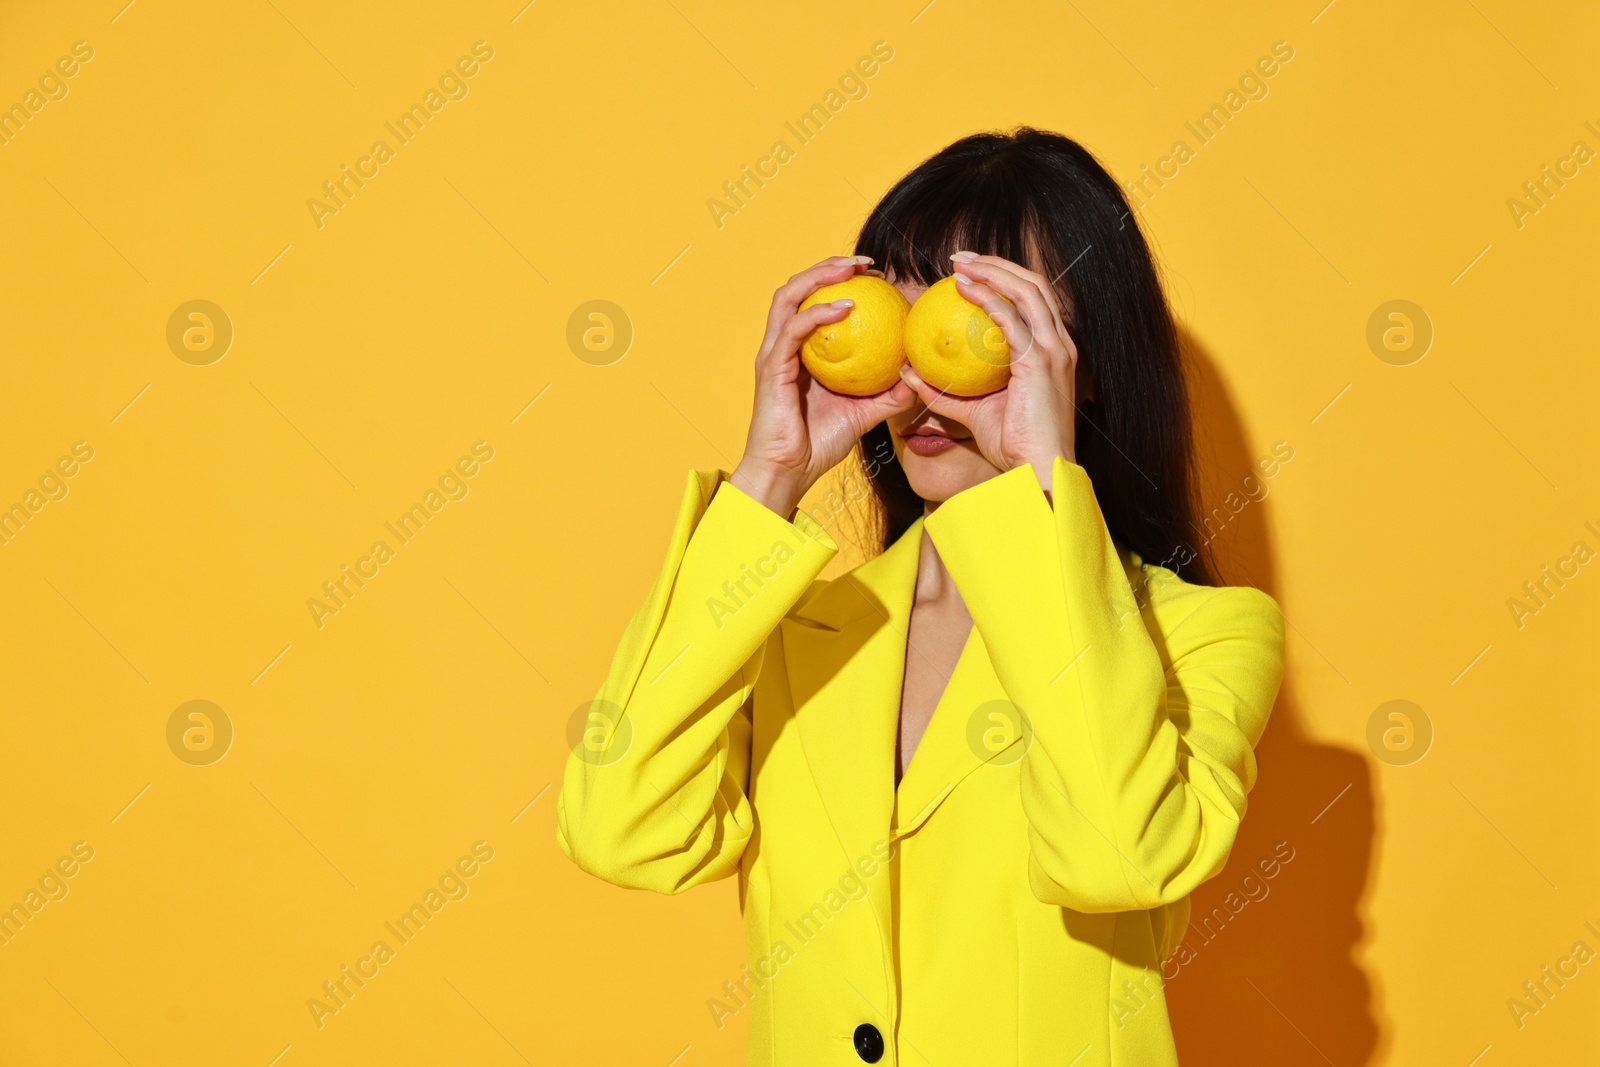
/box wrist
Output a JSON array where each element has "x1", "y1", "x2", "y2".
[
  {"x1": 1010, "y1": 450, "x2": 1074, "y2": 497},
  {"x1": 729, "y1": 462, "x2": 804, "y2": 518},
  {"x1": 1007, "y1": 448, "x2": 1074, "y2": 475}
]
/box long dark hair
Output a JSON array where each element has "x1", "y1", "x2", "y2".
[{"x1": 854, "y1": 126, "x2": 1217, "y2": 586}]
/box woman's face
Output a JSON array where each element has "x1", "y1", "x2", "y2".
[{"x1": 884, "y1": 273, "x2": 1007, "y2": 506}]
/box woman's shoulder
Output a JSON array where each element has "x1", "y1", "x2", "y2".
[{"x1": 1124, "y1": 547, "x2": 1284, "y2": 644}]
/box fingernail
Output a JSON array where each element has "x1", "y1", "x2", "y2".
[
  {"x1": 954, "y1": 272, "x2": 975, "y2": 285},
  {"x1": 831, "y1": 299, "x2": 854, "y2": 309},
  {"x1": 950, "y1": 250, "x2": 978, "y2": 262},
  {"x1": 834, "y1": 256, "x2": 857, "y2": 266},
  {"x1": 855, "y1": 255, "x2": 874, "y2": 264}
]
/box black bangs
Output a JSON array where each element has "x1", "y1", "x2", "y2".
[
  {"x1": 856, "y1": 153, "x2": 1056, "y2": 289},
  {"x1": 852, "y1": 126, "x2": 1220, "y2": 587}
]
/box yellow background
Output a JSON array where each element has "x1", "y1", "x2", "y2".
[{"x1": 1, "y1": 0, "x2": 1595, "y2": 1064}]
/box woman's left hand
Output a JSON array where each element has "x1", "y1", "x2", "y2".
[{"x1": 898, "y1": 251, "x2": 1080, "y2": 493}]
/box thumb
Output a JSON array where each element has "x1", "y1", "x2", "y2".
[
  {"x1": 859, "y1": 379, "x2": 916, "y2": 423},
  {"x1": 898, "y1": 365, "x2": 980, "y2": 424}
]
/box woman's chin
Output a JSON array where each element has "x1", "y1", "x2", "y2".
[{"x1": 897, "y1": 445, "x2": 1000, "y2": 505}]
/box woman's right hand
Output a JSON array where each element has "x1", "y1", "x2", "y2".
[{"x1": 729, "y1": 256, "x2": 914, "y2": 517}]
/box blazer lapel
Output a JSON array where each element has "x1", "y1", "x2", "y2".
[
  {"x1": 890, "y1": 623, "x2": 1015, "y2": 836},
  {"x1": 782, "y1": 519, "x2": 924, "y2": 869},
  {"x1": 891, "y1": 546, "x2": 1148, "y2": 832},
  {"x1": 779, "y1": 515, "x2": 1150, "y2": 866}
]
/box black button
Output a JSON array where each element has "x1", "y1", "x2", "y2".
[{"x1": 853, "y1": 1022, "x2": 884, "y2": 1063}]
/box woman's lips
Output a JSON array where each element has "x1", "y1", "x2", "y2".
[{"x1": 904, "y1": 432, "x2": 962, "y2": 456}]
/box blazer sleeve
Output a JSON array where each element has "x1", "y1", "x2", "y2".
[
  {"x1": 556, "y1": 469, "x2": 837, "y2": 894},
  {"x1": 923, "y1": 457, "x2": 1286, "y2": 913}
]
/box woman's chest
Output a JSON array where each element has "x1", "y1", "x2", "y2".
[
  {"x1": 897, "y1": 598, "x2": 975, "y2": 781},
  {"x1": 745, "y1": 616, "x2": 1028, "y2": 868}
]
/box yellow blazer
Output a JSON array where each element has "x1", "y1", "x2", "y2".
[{"x1": 558, "y1": 457, "x2": 1285, "y2": 1066}]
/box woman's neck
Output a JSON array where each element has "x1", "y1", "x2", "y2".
[{"x1": 914, "y1": 523, "x2": 959, "y2": 606}]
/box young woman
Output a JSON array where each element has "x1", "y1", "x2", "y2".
[{"x1": 558, "y1": 128, "x2": 1285, "y2": 1066}]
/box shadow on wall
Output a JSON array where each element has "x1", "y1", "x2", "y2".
[{"x1": 1164, "y1": 327, "x2": 1385, "y2": 1066}]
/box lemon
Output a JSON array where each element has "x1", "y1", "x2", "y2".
[
  {"x1": 797, "y1": 276, "x2": 911, "y2": 396},
  {"x1": 903, "y1": 276, "x2": 1012, "y2": 396}
]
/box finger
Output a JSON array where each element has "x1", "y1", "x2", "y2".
[
  {"x1": 789, "y1": 254, "x2": 874, "y2": 297},
  {"x1": 828, "y1": 379, "x2": 916, "y2": 438},
  {"x1": 954, "y1": 252, "x2": 1065, "y2": 323},
  {"x1": 897, "y1": 363, "x2": 936, "y2": 407},
  {"x1": 897, "y1": 364, "x2": 985, "y2": 423},
  {"x1": 952, "y1": 256, "x2": 1073, "y2": 366},
  {"x1": 769, "y1": 298, "x2": 854, "y2": 371},
  {"x1": 759, "y1": 256, "x2": 873, "y2": 361},
  {"x1": 950, "y1": 273, "x2": 1036, "y2": 365},
  {"x1": 856, "y1": 378, "x2": 916, "y2": 421},
  {"x1": 994, "y1": 255, "x2": 1079, "y2": 364},
  {"x1": 951, "y1": 259, "x2": 1052, "y2": 340}
]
